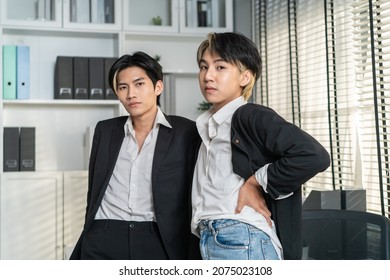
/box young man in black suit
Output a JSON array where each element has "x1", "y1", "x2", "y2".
[{"x1": 70, "y1": 51, "x2": 200, "y2": 259}]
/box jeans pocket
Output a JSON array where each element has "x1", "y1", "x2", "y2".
[
  {"x1": 212, "y1": 222, "x2": 249, "y2": 250},
  {"x1": 260, "y1": 237, "x2": 280, "y2": 260}
]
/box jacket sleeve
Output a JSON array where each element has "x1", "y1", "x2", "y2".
[{"x1": 235, "y1": 104, "x2": 330, "y2": 199}]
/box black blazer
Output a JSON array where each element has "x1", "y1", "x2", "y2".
[
  {"x1": 230, "y1": 103, "x2": 330, "y2": 260},
  {"x1": 70, "y1": 114, "x2": 201, "y2": 259}
]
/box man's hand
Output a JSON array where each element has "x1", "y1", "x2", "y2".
[{"x1": 235, "y1": 175, "x2": 272, "y2": 227}]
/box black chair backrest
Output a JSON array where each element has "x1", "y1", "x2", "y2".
[{"x1": 302, "y1": 209, "x2": 390, "y2": 260}]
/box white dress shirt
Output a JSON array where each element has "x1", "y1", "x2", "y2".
[
  {"x1": 95, "y1": 107, "x2": 171, "y2": 221},
  {"x1": 191, "y1": 96, "x2": 283, "y2": 258}
]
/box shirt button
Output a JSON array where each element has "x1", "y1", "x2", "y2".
[
  {"x1": 235, "y1": 139, "x2": 240, "y2": 144},
  {"x1": 129, "y1": 223, "x2": 134, "y2": 228}
]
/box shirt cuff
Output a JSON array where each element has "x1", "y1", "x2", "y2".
[{"x1": 254, "y1": 163, "x2": 293, "y2": 200}]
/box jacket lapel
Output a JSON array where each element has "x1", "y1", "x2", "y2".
[
  {"x1": 152, "y1": 124, "x2": 173, "y2": 183},
  {"x1": 101, "y1": 117, "x2": 126, "y2": 193}
]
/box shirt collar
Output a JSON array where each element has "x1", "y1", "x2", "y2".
[
  {"x1": 124, "y1": 107, "x2": 172, "y2": 135},
  {"x1": 212, "y1": 96, "x2": 247, "y2": 125},
  {"x1": 197, "y1": 96, "x2": 247, "y2": 128}
]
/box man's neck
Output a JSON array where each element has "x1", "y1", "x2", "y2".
[{"x1": 131, "y1": 107, "x2": 158, "y2": 151}]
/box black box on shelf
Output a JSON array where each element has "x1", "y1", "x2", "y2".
[
  {"x1": 104, "y1": 57, "x2": 118, "y2": 100},
  {"x1": 54, "y1": 56, "x2": 73, "y2": 99},
  {"x1": 89, "y1": 57, "x2": 104, "y2": 100},
  {"x1": 73, "y1": 56, "x2": 89, "y2": 99},
  {"x1": 20, "y1": 127, "x2": 35, "y2": 171},
  {"x1": 3, "y1": 127, "x2": 20, "y2": 172}
]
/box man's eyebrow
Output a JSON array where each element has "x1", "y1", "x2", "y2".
[
  {"x1": 199, "y1": 58, "x2": 226, "y2": 64},
  {"x1": 132, "y1": 77, "x2": 145, "y2": 83}
]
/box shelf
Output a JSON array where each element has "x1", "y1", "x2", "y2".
[
  {"x1": 3, "y1": 99, "x2": 120, "y2": 106},
  {"x1": 2, "y1": 25, "x2": 121, "y2": 35}
]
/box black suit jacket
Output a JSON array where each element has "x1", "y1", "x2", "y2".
[
  {"x1": 231, "y1": 103, "x2": 330, "y2": 260},
  {"x1": 70, "y1": 114, "x2": 201, "y2": 259}
]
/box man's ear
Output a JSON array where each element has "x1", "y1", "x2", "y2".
[
  {"x1": 155, "y1": 80, "x2": 164, "y2": 96},
  {"x1": 240, "y1": 70, "x2": 253, "y2": 87}
]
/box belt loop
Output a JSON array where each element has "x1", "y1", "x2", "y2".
[
  {"x1": 208, "y1": 220, "x2": 214, "y2": 231},
  {"x1": 149, "y1": 222, "x2": 154, "y2": 233}
]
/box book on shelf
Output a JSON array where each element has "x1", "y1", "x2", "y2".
[
  {"x1": 20, "y1": 127, "x2": 36, "y2": 172},
  {"x1": 16, "y1": 45, "x2": 30, "y2": 99},
  {"x1": 54, "y1": 56, "x2": 73, "y2": 99},
  {"x1": 73, "y1": 57, "x2": 89, "y2": 99},
  {"x1": 89, "y1": 57, "x2": 104, "y2": 100},
  {"x1": 104, "y1": 57, "x2": 118, "y2": 100},
  {"x1": 3, "y1": 127, "x2": 20, "y2": 172},
  {"x1": 3, "y1": 127, "x2": 36, "y2": 172},
  {"x1": 54, "y1": 55, "x2": 119, "y2": 100},
  {"x1": 36, "y1": 0, "x2": 53, "y2": 21},
  {"x1": 104, "y1": 0, "x2": 115, "y2": 24},
  {"x1": 197, "y1": 0, "x2": 208, "y2": 27},
  {"x1": 70, "y1": 0, "x2": 90, "y2": 23},
  {"x1": 187, "y1": 0, "x2": 220, "y2": 28},
  {"x1": 2, "y1": 45, "x2": 30, "y2": 100},
  {"x1": 2, "y1": 45, "x2": 17, "y2": 100}
]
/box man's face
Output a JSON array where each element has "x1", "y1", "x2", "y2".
[
  {"x1": 198, "y1": 48, "x2": 247, "y2": 111},
  {"x1": 116, "y1": 66, "x2": 162, "y2": 118}
]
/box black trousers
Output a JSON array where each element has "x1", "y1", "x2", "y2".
[{"x1": 80, "y1": 220, "x2": 169, "y2": 260}]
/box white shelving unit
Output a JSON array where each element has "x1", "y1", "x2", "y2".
[
  {"x1": 0, "y1": 0, "x2": 234, "y2": 259},
  {"x1": 0, "y1": 171, "x2": 64, "y2": 260},
  {"x1": 122, "y1": 0, "x2": 233, "y2": 34}
]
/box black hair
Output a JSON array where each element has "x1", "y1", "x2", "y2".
[
  {"x1": 197, "y1": 32, "x2": 262, "y2": 100},
  {"x1": 108, "y1": 51, "x2": 163, "y2": 105}
]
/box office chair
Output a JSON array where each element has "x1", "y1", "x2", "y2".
[{"x1": 302, "y1": 209, "x2": 390, "y2": 260}]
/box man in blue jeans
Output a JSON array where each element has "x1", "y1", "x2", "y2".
[{"x1": 191, "y1": 32, "x2": 330, "y2": 260}]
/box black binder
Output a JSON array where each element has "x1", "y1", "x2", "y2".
[
  {"x1": 104, "y1": 57, "x2": 118, "y2": 100},
  {"x1": 89, "y1": 57, "x2": 104, "y2": 99},
  {"x1": 197, "y1": 0, "x2": 208, "y2": 27},
  {"x1": 3, "y1": 127, "x2": 20, "y2": 171},
  {"x1": 20, "y1": 127, "x2": 35, "y2": 171},
  {"x1": 104, "y1": 0, "x2": 115, "y2": 23},
  {"x1": 73, "y1": 56, "x2": 89, "y2": 99},
  {"x1": 54, "y1": 56, "x2": 73, "y2": 99}
]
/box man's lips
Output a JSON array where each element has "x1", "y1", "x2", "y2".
[
  {"x1": 128, "y1": 102, "x2": 141, "y2": 107},
  {"x1": 204, "y1": 86, "x2": 216, "y2": 93}
]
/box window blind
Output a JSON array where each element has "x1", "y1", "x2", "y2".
[
  {"x1": 255, "y1": 0, "x2": 390, "y2": 217},
  {"x1": 352, "y1": 0, "x2": 390, "y2": 215}
]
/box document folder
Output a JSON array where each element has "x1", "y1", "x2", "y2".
[
  {"x1": 54, "y1": 56, "x2": 73, "y2": 99},
  {"x1": 104, "y1": 57, "x2": 117, "y2": 99},
  {"x1": 89, "y1": 57, "x2": 104, "y2": 99},
  {"x1": 104, "y1": 0, "x2": 115, "y2": 23},
  {"x1": 16, "y1": 45, "x2": 30, "y2": 99},
  {"x1": 2, "y1": 45, "x2": 17, "y2": 99},
  {"x1": 73, "y1": 57, "x2": 89, "y2": 99},
  {"x1": 20, "y1": 127, "x2": 36, "y2": 171},
  {"x1": 3, "y1": 127, "x2": 20, "y2": 172}
]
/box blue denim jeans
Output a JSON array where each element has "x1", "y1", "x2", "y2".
[{"x1": 199, "y1": 219, "x2": 280, "y2": 260}]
